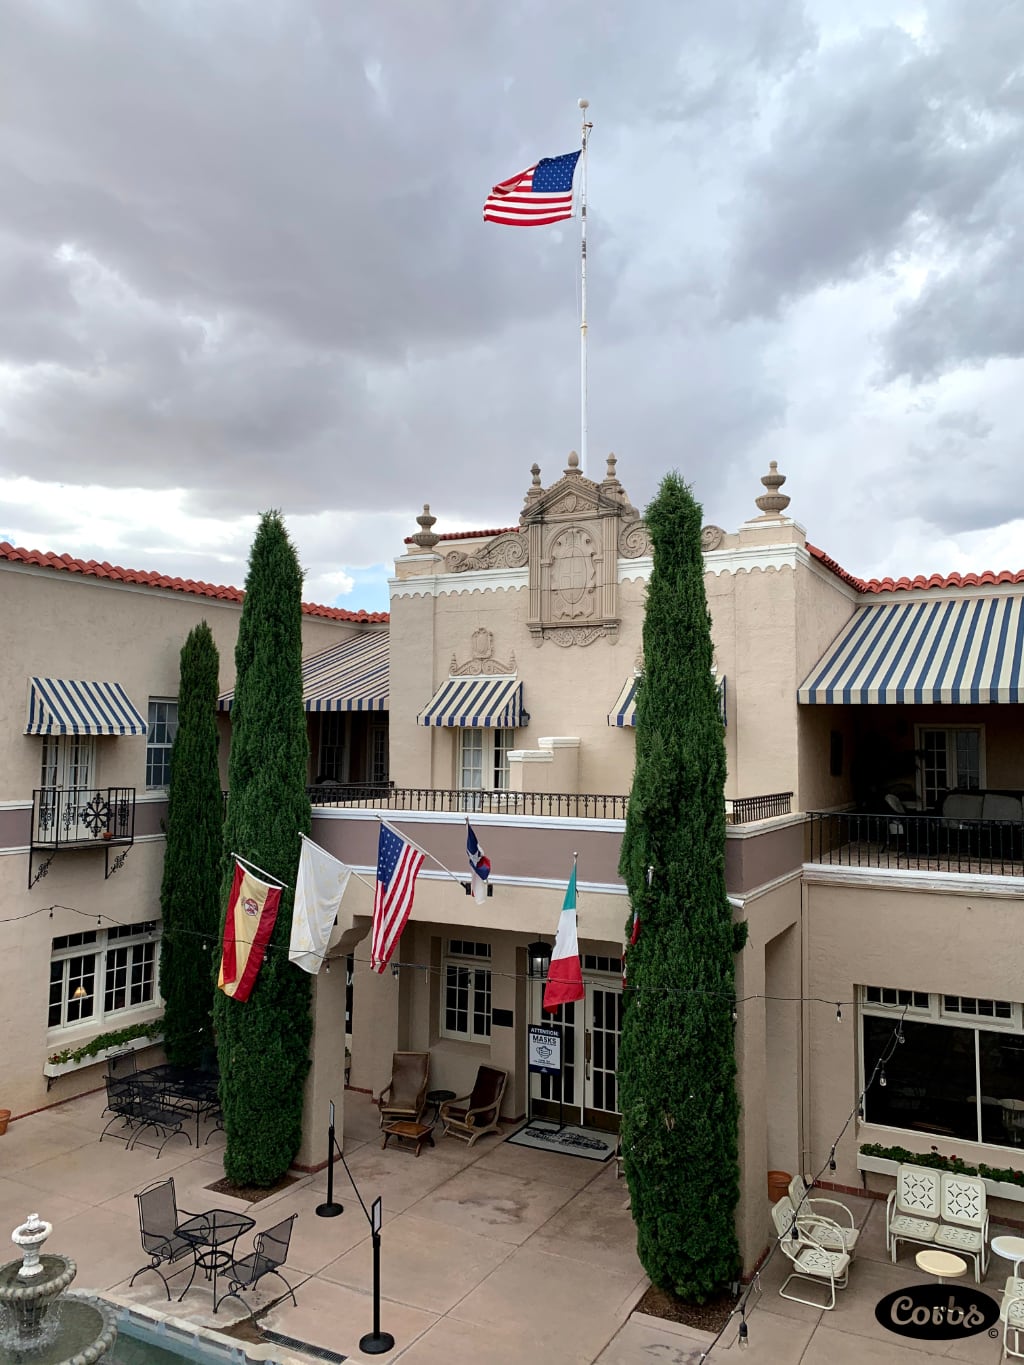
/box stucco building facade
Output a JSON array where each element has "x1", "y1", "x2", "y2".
[{"x1": 3, "y1": 453, "x2": 1023, "y2": 1277}]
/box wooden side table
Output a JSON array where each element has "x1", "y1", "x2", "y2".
[
  {"x1": 381, "y1": 1119, "x2": 435, "y2": 1157},
  {"x1": 915, "y1": 1248, "x2": 967, "y2": 1283}
]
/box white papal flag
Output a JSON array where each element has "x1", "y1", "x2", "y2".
[{"x1": 289, "y1": 834, "x2": 353, "y2": 974}]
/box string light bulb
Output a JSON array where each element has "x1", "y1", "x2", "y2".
[
  {"x1": 731, "y1": 1005, "x2": 738, "y2": 1023},
  {"x1": 829, "y1": 1147, "x2": 837, "y2": 1172},
  {"x1": 879, "y1": 1065, "x2": 887, "y2": 1088},
  {"x1": 737, "y1": 1314, "x2": 749, "y2": 1350},
  {"x1": 391, "y1": 963, "x2": 400, "y2": 980},
  {"x1": 836, "y1": 1003, "x2": 842, "y2": 1022},
  {"x1": 897, "y1": 1026, "x2": 905, "y2": 1045}
]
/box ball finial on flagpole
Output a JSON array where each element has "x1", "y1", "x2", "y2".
[{"x1": 578, "y1": 97, "x2": 589, "y2": 109}]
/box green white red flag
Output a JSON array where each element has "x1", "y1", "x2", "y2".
[{"x1": 543, "y1": 862, "x2": 585, "y2": 1012}]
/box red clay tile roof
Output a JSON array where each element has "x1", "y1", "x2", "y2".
[
  {"x1": 806, "y1": 542, "x2": 1024, "y2": 595},
  {"x1": 403, "y1": 526, "x2": 520, "y2": 545},
  {"x1": 0, "y1": 541, "x2": 389, "y2": 623}
]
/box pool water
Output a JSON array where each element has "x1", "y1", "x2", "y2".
[{"x1": 108, "y1": 1309, "x2": 262, "y2": 1365}]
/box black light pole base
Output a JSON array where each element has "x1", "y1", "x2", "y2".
[
  {"x1": 315, "y1": 1118, "x2": 344, "y2": 1218},
  {"x1": 358, "y1": 1331, "x2": 395, "y2": 1355}
]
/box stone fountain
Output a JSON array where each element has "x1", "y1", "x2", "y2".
[{"x1": 0, "y1": 1214, "x2": 117, "y2": 1365}]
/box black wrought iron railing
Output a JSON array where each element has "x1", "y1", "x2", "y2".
[
  {"x1": 31, "y1": 786, "x2": 136, "y2": 849},
  {"x1": 307, "y1": 784, "x2": 630, "y2": 819},
  {"x1": 729, "y1": 792, "x2": 793, "y2": 823},
  {"x1": 305, "y1": 784, "x2": 795, "y2": 825},
  {"x1": 808, "y1": 810, "x2": 1024, "y2": 876}
]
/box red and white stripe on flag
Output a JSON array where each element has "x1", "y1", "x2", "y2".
[
  {"x1": 218, "y1": 861, "x2": 282, "y2": 1003},
  {"x1": 370, "y1": 824, "x2": 425, "y2": 973},
  {"x1": 483, "y1": 167, "x2": 575, "y2": 226}
]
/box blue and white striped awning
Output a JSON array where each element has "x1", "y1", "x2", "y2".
[
  {"x1": 218, "y1": 633, "x2": 389, "y2": 713},
  {"x1": 608, "y1": 675, "x2": 640, "y2": 727},
  {"x1": 418, "y1": 676, "x2": 525, "y2": 728},
  {"x1": 25, "y1": 678, "x2": 148, "y2": 736},
  {"x1": 798, "y1": 596, "x2": 1024, "y2": 704},
  {"x1": 608, "y1": 673, "x2": 727, "y2": 726}
]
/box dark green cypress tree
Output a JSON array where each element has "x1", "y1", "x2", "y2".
[
  {"x1": 214, "y1": 511, "x2": 312, "y2": 1186},
  {"x1": 618, "y1": 472, "x2": 742, "y2": 1300},
  {"x1": 159, "y1": 621, "x2": 222, "y2": 1068}
]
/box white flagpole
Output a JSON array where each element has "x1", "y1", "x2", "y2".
[{"x1": 578, "y1": 99, "x2": 592, "y2": 476}]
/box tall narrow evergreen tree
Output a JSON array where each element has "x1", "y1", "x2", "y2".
[
  {"x1": 214, "y1": 511, "x2": 312, "y2": 1186},
  {"x1": 159, "y1": 621, "x2": 222, "y2": 1068},
  {"x1": 618, "y1": 472, "x2": 743, "y2": 1300}
]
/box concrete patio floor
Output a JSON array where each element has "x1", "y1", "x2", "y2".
[{"x1": 0, "y1": 1091, "x2": 1017, "y2": 1364}]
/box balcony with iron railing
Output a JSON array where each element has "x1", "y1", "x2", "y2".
[
  {"x1": 807, "y1": 809, "x2": 1024, "y2": 878},
  {"x1": 29, "y1": 786, "x2": 136, "y2": 887},
  {"x1": 305, "y1": 783, "x2": 793, "y2": 825}
]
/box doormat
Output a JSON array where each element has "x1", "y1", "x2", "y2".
[{"x1": 506, "y1": 1120, "x2": 616, "y2": 1162}]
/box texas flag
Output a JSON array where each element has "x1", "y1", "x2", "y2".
[
  {"x1": 467, "y1": 824, "x2": 491, "y2": 905},
  {"x1": 543, "y1": 863, "x2": 585, "y2": 1012},
  {"x1": 218, "y1": 861, "x2": 283, "y2": 1003}
]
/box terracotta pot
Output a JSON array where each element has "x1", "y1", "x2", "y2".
[
  {"x1": 767, "y1": 1170, "x2": 792, "y2": 1203},
  {"x1": 0, "y1": 1109, "x2": 11, "y2": 1136}
]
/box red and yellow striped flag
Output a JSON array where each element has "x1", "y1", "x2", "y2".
[{"x1": 218, "y1": 862, "x2": 282, "y2": 1003}]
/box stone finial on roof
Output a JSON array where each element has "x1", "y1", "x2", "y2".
[
  {"x1": 564, "y1": 450, "x2": 582, "y2": 478},
  {"x1": 522, "y1": 462, "x2": 545, "y2": 512},
  {"x1": 409, "y1": 504, "x2": 440, "y2": 550},
  {"x1": 754, "y1": 461, "x2": 790, "y2": 517}
]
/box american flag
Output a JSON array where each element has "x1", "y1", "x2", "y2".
[
  {"x1": 370, "y1": 824, "x2": 424, "y2": 973},
  {"x1": 483, "y1": 150, "x2": 581, "y2": 226}
]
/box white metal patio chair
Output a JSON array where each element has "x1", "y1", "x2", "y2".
[
  {"x1": 1001, "y1": 1276, "x2": 1024, "y2": 1360},
  {"x1": 771, "y1": 1198, "x2": 851, "y2": 1309},
  {"x1": 934, "y1": 1172, "x2": 988, "y2": 1282},
  {"x1": 886, "y1": 1163, "x2": 941, "y2": 1262},
  {"x1": 787, "y1": 1175, "x2": 860, "y2": 1256}
]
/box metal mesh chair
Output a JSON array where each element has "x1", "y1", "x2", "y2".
[
  {"x1": 219, "y1": 1214, "x2": 298, "y2": 1312},
  {"x1": 129, "y1": 1178, "x2": 200, "y2": 1300}
]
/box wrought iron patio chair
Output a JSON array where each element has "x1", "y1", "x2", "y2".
[
  {"x1": 377, "y1": 1051, "x2": 430, "y2": 1128},
  {"x1": 100, "y1": 1074, "x2": 140, "y2": 1144},
  {"x1": 218, "y1": 1214, "x2": 298, "y2": 1313},
  {"x1": 440, "y1": 1065, "x2": 508, "y2": 1147},
  {"x1": 126, "y1": 1084, "x2": 193, "y2": 1158},
  {"x1": 129, "y1": 1178, "x2": 202, "y2": 1300},
  {"x1": 771, "y1": 1197, "x2": 850, "y2": 1310}
]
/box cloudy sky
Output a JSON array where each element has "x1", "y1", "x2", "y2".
[{"x1": 1, "y1": 0, "x2": 1022, "y2": 612}]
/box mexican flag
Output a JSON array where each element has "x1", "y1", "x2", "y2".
[
  {"x1": 543, "y1": 862, "x2": 585, "y2": 1012},
  {"x1": 218, "y1": 861, "x2": 282, "y2": 1003}
]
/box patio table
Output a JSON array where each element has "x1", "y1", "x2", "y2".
[
  {"x1": 138, "y1": 1065, "x2": 221, "y2": 1146},
  {"x1": 176, "y1": 1208, "x2": 255, "y2": 1313}
]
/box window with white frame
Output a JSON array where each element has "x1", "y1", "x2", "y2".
[
  {"x1": 458, "y1": 729, "x2": 512, "y2": 791},
  {"x1": 441, "y1": 941, "x2": 492, "y2": 1042},
  {"x1": 860, "y1": 985, "x2": 1024, "y2": 1148},
  {"x1": 40, "y1": 735, "x2": 95, "y2": 790},
  {"x1": 48, "y1": 921, "x2": 160, "y2": 1031},
  {"x1": 916, "y1": 726, "x2": 983, "y2": 809},
  {"x1": 146, "y1": 699, "x2": 178, "y2": 788}
]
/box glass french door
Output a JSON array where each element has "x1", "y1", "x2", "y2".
[
  {"x1": 39, "y1": 735, "x2": 97, "y2": 842},
  {"x1": 529, "y1": 977, "x2": 622, "y2": 1130}
]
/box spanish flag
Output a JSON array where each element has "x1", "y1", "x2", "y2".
[{"x1": 218, "y1": 861, "x2": 282, "y2": 1002}]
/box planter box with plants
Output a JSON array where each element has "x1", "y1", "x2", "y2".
[
  {"x1": 43, "y1": 1019, "x2": 165, "y2": 1080},
  {"x1": 858, "y1": 1142, "x2": 1024, "y2": 1203}
]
